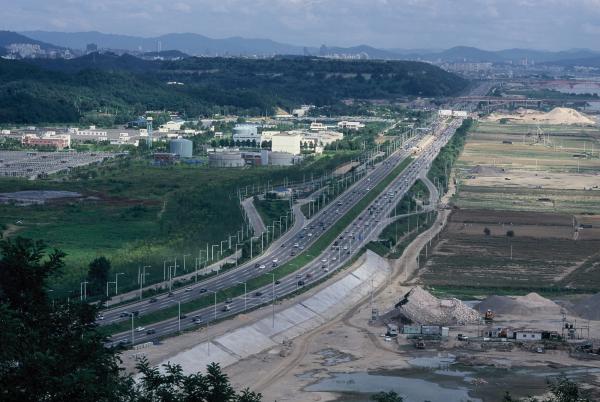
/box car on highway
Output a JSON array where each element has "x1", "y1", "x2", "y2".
[
  {"x1": 179, "y1": 314, "x2": 187, "y2": 319},
  {"x1": 297, "y1": 280, "x2": 305, "y2": 286},
  {"x1": 146, "y1": 329, "x2": 156, "y2": 335},
  {"x1": 149, "y1": 298, "x2": 158, "y2": 303},
  {"x1": 185, "y1": 287, "x2": 192, "y2": 292},
  {"x1": 193, "y1": 318, "x2": 203, "y2": 324},
  {"x1": 135, "y1": 326, "x2": 145, "y2": 332},
  {"x1": 259, "y1": 264, "x2": 266, "y2": 270},
  {"x1": 199, "y1": 288, "x2": 207, "y2": 293},
  {"x1": 222, "y1": 305, "x2": 231, "y2": 312},
  {"x1": 255, "y1": 291, "x2": 263, "y2": 297}
]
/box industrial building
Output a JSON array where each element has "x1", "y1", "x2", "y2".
[
  {"x1": 337, "y1": 121, "x2": 365, "y2": 130},
  {"x1": 232, "y1": 124, "x2": 261, "y2": 144},
  {"x1": 271, "y1": 132, "x2": 303, "y2": 155},
  {"x1": 169, "y1": 138, "x2": 193, "y2": 158},
  {"x1": 21, "y1": 133, "x2": 71, "y2": 150}
]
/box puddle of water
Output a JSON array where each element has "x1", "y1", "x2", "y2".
[{"x1": 305, "y1": 372, "x2": 478, "y2": 402}]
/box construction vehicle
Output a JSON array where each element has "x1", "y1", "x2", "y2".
[{"x1": 484, "y1": 309, "x2": 495, "y2": 322}]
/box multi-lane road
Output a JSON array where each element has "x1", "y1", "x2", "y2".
[{"x1": 105, "y1": 118, "x2": 462, "y2": 346}]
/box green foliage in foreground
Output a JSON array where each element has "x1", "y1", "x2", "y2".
[{"x1": 0, "y1": 237, "x2": 261, "y2": 401}]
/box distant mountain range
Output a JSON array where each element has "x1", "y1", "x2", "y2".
[{"x1": 4, "y1": 30, "x2": 600, "y2": 66}]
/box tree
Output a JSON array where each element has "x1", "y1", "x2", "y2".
[
  {"x1": 87, "y1": 256, "x2": 111, "y2": 296},
  {"x1": 0, "y1": 237, "x2": 133, "y2": 402},
  {"x1": 484, "y1": 227, "x2": 491, "y2": 236},
  {"x1": 135, "y1": 359, "x2": 261, "y2": 402},
  {"x1": 371, "y1": 391, "x2": 404, "y2": 402}
]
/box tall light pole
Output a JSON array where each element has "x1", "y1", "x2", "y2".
[
  {"x1": 267, "y1": 273, "x2": 276, "y2": 328},
  {"x1": 106, "y1": 281, "x2": 115, "y2": 297},
  {"x1": 208, "y1": 290, "x2": 218, "y2": 321},
  {"x1": 115, "y1": 273, "x2": 124, "y2": 295},
  {"x1": 183, "y1": 254, "x2": 190, "y2": 272},
  {"x1": 237, "y1": 281, "x2": 247, "y2": 311},
  {"x1": 171, "y1": 300, "x2": 182, "y2": 332},
  {"x1": 139, "y1": 266, "x2": 150, "y2": 300},
  {"x1": 80, "y1": 281, "x2": 89, "y2": 301},
  {"x1": 129, "y1": 312, "x2": 135, "y2": 344}
]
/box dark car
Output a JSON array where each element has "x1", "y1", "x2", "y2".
[
  {"x1": 119, "y1": 312, "x2": 128, "y2": 318},
  {"x1": 168, "y1": 292, "x2": 174, "y2": 297},
  {"x1": 199, "y1": 288, "x2": 207, "y2": 293},
  {"x1": 297, "y1": 280, "x2": 305, "y2": 286},
  {"x1": 149, "y1": 298, "x2": 158, "y2": 303},
  {"x1": 275, "y1": 280, "x2": 281, "y2": 285},
  {"x1": 255, "y1": 291, "x2": 263, "y2": 297},
  {"x1": 146, "y1": 329, "x2": 156, "y2": 335},
  {"x1": 179, "y1": 314, "x2": 187, "y2": 319}
]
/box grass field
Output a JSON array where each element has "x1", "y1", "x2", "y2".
[
  {"x1": 417, "y1": 120, "x2": 600, "y2": 297},
  {"x1": 453, "y1": 121, "x2": 600, "y2": 213},
  {"x1": 0, "y1": 151, "x2": 360, "y2": 297}
]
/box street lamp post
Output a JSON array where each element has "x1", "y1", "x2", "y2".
[
  {"x1": 183, "y1": 254, "x2": 190, "y2": 272},
  {"x1": 208, "y1": 290, "x2": 218, "y2": 321},
  {"x1": 237, "y1": 281, "x2": 247, "y2": 311},
  {"x1": 106, "y1": 281, "x2": 115, "y2": 297},
  {"x1": 115, "y1": 273, "x2": 124, "y2": 295},
  {"x1": 80, "y1": 281, "x2": 89, "y2": 301},
  {"x1": 267, "y1": 273, "x2": 276, "y2": 328}
]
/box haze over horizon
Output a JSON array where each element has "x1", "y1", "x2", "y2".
[{"x1": 3, "y1": 0, "x2": 600, "y2": 51}]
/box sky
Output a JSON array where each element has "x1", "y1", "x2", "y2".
[{"x1": 3, "y1": 0, "x2": 600, "y2": 50}]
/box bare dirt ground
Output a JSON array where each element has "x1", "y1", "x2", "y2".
[{"x1": 485, "y1": 108, "x2": 597, "y2": 126}]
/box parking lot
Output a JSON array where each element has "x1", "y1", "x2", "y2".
[{"x1": 0, "y1": 151, "x2": 121, "y2": 179}]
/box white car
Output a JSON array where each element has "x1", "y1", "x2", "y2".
[
  {"x1": 135, "y1": 326, "x2": 145, "y2": 332},
  {"x1": 259, "y1": 264, "x2": 266, "y2": 269}
]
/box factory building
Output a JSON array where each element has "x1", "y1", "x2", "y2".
[
  {"x1": 169, "y1": 138, "x2": 193, "y2": 158},
  {"x1": 22, "y1": 134, "x2": 71, "y2": 150},
  {"x1": 158, "y1": 120, "x2": 185, "y2": 132},
  {"x1": 271, "y1": 132, "x2": 303, "y2": 155},
  {"x1": 232, "y1": 124, "x2": 261, "y2": 144},
  {"x1": 337, "y1": 121, "x2": 365, "y2": 130}
]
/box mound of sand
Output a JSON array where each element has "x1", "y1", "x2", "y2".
[
  {"x1": 572, "y1": 293, "x2": 600, "y2": 320},
  {"x1": 476, "y1": 293, "x2": 562, "y2": 316},
  {"x1": 486, "y1": 107, "x2": 596, "y2": 126},
  {"x1": 394, "y1": 286, "x2": 480, "y2": 325}
]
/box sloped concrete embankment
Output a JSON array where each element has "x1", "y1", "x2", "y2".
[{"x1": 157, "y1": 251, "x2": 390, "y2": 374}]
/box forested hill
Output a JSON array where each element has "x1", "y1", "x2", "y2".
[{"x1": 0, "y1": 54, "x2": 469, "y2": 124}]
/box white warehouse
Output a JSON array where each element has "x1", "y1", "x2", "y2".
[{"x1": 271, "y1": 132, "x2": 303, "y2": 155}]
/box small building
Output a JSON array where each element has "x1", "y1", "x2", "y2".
[
  {"x1": 310, "y1": 122, "x2": 328, "y2": 131},
  {"x1": 337, "y1": 121, "x2": 365, "y2": 130},
  {"x1": 402, "y1": 324, "x2": 421, "y2": 335},
  {"x1": 232, "y1": 124, "x2": 261, "y2": 144},
  {"x1": 514, "y1": 330, "x2": 543, "y2": 341},
  {"x1": 268, "y1": 186, "x2": 292, "y2": 199},
  {"x1": 153, "y1": 152, "x2": 179, "y2": 165}
]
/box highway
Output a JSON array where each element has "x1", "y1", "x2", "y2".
[
  {"x1": 100, "y1": 134, "x2": 415, "y2": 326},
  {"x1": 106, "y1": 118, "x2": 462, "y2": 346}
]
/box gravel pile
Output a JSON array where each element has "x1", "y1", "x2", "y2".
[
  {"x1": 476, "y1": 293, "x2": 561, "y2": 316},
  {"x1": 572, "y1": 293, "x2": 600, "y2": 320},
  {"x1": 395, "y1": 286, "x2": 480, "y2": 325}
]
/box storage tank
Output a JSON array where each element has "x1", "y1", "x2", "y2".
[
  {"x1": 169, "y1": 138, "x2": 193, "y2": 158},
  {"x1": 208, "y1": 152, "x2": 245, "y2": 168},
  {"x1": 269, "y1": 151, "x2": 296, "y2": 166}
]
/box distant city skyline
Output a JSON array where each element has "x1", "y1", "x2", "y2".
[{"x1": 3, "y1": 0, "x2": 600, "y2": 51}]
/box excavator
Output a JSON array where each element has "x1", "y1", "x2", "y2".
[{"x1": 484, "y1": 309, "x2": 495, "y2": 322}]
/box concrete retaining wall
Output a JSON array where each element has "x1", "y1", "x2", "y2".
[{"x1": 156, "y1": 250, "x2": 390, "y2": 374}]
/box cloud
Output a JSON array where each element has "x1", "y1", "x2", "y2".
[{"x1": 1, "y1": 0, "x2": 598, "y2": 50}]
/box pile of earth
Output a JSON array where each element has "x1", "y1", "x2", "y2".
[
  {"x1": 486, "y1": 107, "x2": 596, "y2": 126},
  {"x1": 469, "y1": 165, "x2": 506, "y2": 175},
  {"x1": 571, "y1": 293, "x2": 600, "y2": 320},
  {"x1": 475, "y1": 293, "x2": 562, "y2": 316},
  {"x1": 393, "y1": 286, "x2": 480, "y2": 325}
]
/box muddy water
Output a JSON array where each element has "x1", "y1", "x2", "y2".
[{"x1": 303, "y1": 354, "x2": 600, "y2": 402}]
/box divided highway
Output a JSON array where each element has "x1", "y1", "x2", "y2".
[{"x1": 106, "y1": 118, "x2": 462, "y2": 345}]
